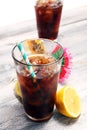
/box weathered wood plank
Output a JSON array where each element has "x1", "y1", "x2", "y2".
[
  {"x1": 61, "y1": 5, "x2": 87, "y2": 26},
  {"x1": 0, "y1": 5, "x2": 87, "y2": 40}
]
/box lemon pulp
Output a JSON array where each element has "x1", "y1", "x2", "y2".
[{"x1": 56, "y1": 86, "x2": 81, "y2": 118}]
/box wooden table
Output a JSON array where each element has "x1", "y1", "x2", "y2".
[{"x1": 0, "y1": 5, "x2": 87, "y2": 130}]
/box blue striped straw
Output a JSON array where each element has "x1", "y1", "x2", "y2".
[{"x1": 17, "y1": 42, "x2": 36, "y2": 78}]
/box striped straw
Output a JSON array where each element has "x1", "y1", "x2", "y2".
[{"x1": 17, "y1": 42, "x2": 36, "y2": 78}]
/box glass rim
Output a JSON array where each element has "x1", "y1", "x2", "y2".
[
  {"x1": 34, "y1": 0, "x2": 63, "y2": 7},
  {"x1": 12, "y1": 39, "x2": 64, "y2": 67}
]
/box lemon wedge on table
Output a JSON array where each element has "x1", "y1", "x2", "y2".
[
  {"x1": 14, "y1": 81, "x2": 22, "y2": 103},
  {"x1": 56, "y1": 86, "x2": 81, "y2": 118}
]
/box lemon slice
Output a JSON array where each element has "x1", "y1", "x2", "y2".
[
  {"x1": 56, "y1": 86, "x2": 81, "y2": 118},
  {"x1": 24, "y1": 39, "x2": 45, "y2": 54}
]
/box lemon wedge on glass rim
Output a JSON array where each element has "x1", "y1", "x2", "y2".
[{"x1": 55, "y1": 86, "x2": 81, "y2": 118}]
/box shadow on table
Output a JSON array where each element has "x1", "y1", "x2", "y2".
[
  {"x1": 53, "y1": 109, "x2": 79, "y2": 126},
  {"x1": 21, "y1": 109, "x2": 79, "y2": 130}
]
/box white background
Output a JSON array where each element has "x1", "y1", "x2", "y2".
[{"x1": 0, "y1": 0, "x2": 87, "y2": 27}]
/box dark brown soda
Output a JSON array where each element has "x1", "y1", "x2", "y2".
[
  {"x1": 17, "y1": 55, "x2": 59, "y2": 120},
  {"x1": 35, "y1": 1, "x2": 63, "y2": 40}
]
